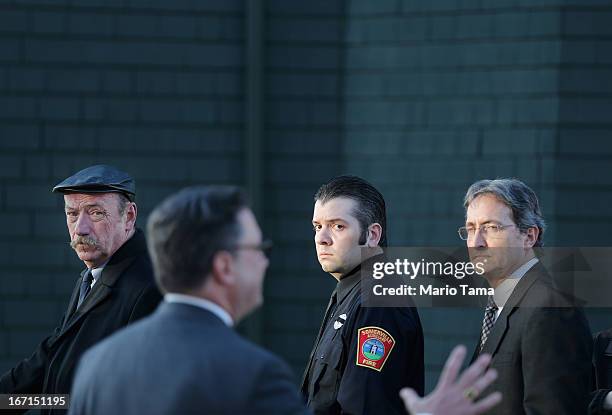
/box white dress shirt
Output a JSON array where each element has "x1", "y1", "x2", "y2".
[
  {"x1": 493, "y1": 257, "x2": 539, "y2": 320},
  {"x1": 164, "y1": 293, "x2": 234, "y2": 327},
  {"x1": 89, "y1": 265, "x2": 105, "y2": 288}
]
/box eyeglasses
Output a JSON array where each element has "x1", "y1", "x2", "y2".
[
  {"x1": 457, "y1": 224, "x2": 516, "y2": 241},
  {"x1": 234, "y1": 239, "x2": 273, "y2": 256}
]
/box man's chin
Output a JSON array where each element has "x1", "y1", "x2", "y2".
[
  {"x1": 481, "y1": 269, "x2": 505, "y2": 285},
  {"x1": 75, "y1": 250, "x2": 102, "y2": 264},
  {"x1": 320, "y1": 263, "x2": 337, "y2": 273}
]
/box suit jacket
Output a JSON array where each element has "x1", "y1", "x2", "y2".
[
  {"x1": 68, "y1": 301, "x2": 309, "y2": 415},
  {"x1": 0, "y1": 229, "x2": 161, "y2": 415},
  {"x1": 473, "y1": 263, "x2": 592, "y2": 415}
]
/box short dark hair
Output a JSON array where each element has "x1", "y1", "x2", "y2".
[
  {"x1": 146, "y1": 186, "x2": 247, "y2": 294},
  {"x1": 464, "y1": 178, "x2": 546, "y2": 247},
  {"x1": 314, "y1": 175, "x2": 387, "y2": 247}
]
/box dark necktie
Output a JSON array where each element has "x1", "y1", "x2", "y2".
[
  {"x1": 77, "y1": 270, "x2": 94, "y2": 309},
  {"x1": 479, "y1": 295, "x2": 498, "y2": 353}
]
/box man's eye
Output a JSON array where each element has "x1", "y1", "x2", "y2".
[
  {"x1": 90, "y1": 211, "x2": 106, "y2": 219},
  {"x1": 313, "y1": 224, "x2": 321, "y2": 231},
  {"x1": 333, "y1": 224, "x2": 344, "y2": 230}
]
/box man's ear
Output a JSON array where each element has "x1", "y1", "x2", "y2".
[
  {"x1": 524, "y1": 227, "x2": 539, "y2": 248},
  {"x1": 125, "y1": 203, "x2": 137, "y2": 231},
  {"x1": 366, "y1": 223, "x2": 382, "y2": 247},
  {"x1": 210, "y1": 251, "x2": 235, "y2": 286}
]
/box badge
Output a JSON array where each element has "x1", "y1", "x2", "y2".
[
  {"x1": 356, "y1": 326, "x2": 395, "y2": 372},
  {"x1": 333, "y1": 313, "x2": 347, "y2": 330}
]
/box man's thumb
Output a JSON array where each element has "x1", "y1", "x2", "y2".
[{"x1": 399, "y1": 387, "x2": 419, "y2": 412}]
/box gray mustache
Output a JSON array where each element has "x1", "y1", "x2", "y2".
[{"x1": 70, "y1": 236, "x2": 101, "y2": 250}]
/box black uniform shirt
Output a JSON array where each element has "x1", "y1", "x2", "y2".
[{"x1": 301, "y1": 264, "x2": 424, "y2": 415}]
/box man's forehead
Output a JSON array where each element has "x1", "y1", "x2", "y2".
[
  {"x1": 64, "y1": 192, "x2": 118, "y2": 207},
  {"x1": 466, "y1": 194, "x2": 512, "y2": 221},
  {"x1": 237, "y1": 207, "x2": 256, "y2": 226},
  {"x1": 237, "y1": 208, "x2": 261, "y2": 239},
  {"x1": 313, "y1": 197, "x2": 358, "y2": 221}
]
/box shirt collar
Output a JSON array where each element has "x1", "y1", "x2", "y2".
[
  {"x1": 164, "y1": 293, "x2": 234, "y2": 327},
  {"x1": 90, "y1": 262, "x2": 108, "y2": 282},
  {"x1": 493, "y1": 257, "x2": 539, "y2": 308},
  {"x1": 336, "y1": 265, "x2": 361, "y2": 303},
  {"x1": 335, "y1": 253, "x2": 387, "y2": 303}
]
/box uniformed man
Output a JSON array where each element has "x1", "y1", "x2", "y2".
[
  {"x1": 302, "y1": 175, "x2": 424, "y2": 415},
  {"x1": 0, "y1": 164, "x2": 161, "y2": 415}
]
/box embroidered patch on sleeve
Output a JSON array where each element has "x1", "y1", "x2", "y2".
[{"x1": 356, "y1": 326, "x2": 395, "y2": 372}]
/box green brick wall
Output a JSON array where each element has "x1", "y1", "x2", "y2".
[{"x1": 1, "y1": 0, "x2": 612, "y2": 397}]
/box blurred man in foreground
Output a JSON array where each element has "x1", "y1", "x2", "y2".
[{"x1": 69, "y1": 186, "x2": 307, "y2": 414}]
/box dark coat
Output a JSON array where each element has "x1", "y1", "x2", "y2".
[
  {"x1": 0, "y1": 229, "x2": 161, "y2": 414},
  {"x1": 589, "y1": 329, "x2": 612, "y2": 415}
]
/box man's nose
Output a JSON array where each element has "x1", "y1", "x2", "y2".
[
  {"x1": 315, "y1": 228, "x2": 332, "y2": 245},
  {"x1": 74, "y1": 213, "x2": 92, "y2": 236},
  {"x1": 468, "y1": 227, "x2": 487, "y2": 248}
]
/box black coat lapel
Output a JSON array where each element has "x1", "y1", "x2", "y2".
[
  {"x1": 58, "y1": 258, "x2": 135, "y2": 342},
  {"x1": 63, "y1": 270, "x2": 87, "y2": 328},
  {"x1": 56, "y1": 229, "x2": 146, "y2": 341}
]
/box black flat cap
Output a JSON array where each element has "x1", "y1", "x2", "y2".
[{"x1": 52, "y1": 164, "x2": 136, "y2": 202}]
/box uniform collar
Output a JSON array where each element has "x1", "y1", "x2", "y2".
[
  {"x1": 335, "y1": 253, "x2": 386, "y2": 303},
  {"x1": 336, "y1": 264, "x2": 361, "y2": 303}
]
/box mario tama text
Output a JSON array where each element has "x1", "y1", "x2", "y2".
[{"x1": 373, "y1": 283, "x2": 493, "y2": 297}]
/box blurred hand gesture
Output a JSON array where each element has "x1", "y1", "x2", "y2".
[{"x1": 400, "y1": 345, "x2": 502, "y2": 415}]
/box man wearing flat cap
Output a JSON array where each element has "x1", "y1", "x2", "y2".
[{"x1": 0, "y1": 164, "x2": 161, "y2": 414}]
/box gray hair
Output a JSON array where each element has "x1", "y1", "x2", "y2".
[
  {"x1": 463, "y1": 178, "x2": 546, "y2": 247},
  {"x1": 116, "y1": 193, "x2": 131, "y2": 216}
]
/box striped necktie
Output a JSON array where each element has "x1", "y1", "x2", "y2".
[{"x1": 479, "y1": 295, "x2": 498, "y2": 353}]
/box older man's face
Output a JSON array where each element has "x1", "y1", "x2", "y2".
[{"x1": 64, "y1": 193, "x2": 135, "y2": 268}]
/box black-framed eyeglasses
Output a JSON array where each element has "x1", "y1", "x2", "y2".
[
  {"x1": 234, "y1": 239, "x2": 273, "y2": 256},
  {"x1": 457, "y1": 224, "x2": 516, "y2": 241}
]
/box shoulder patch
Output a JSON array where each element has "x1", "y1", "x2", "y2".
[{"x1": 356, "y1": 326, "x2": 395, "y2": 372}]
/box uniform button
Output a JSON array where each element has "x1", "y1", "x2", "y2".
[{"x1": 319, "y1": 354, "x2": 324, "y2": 359}]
